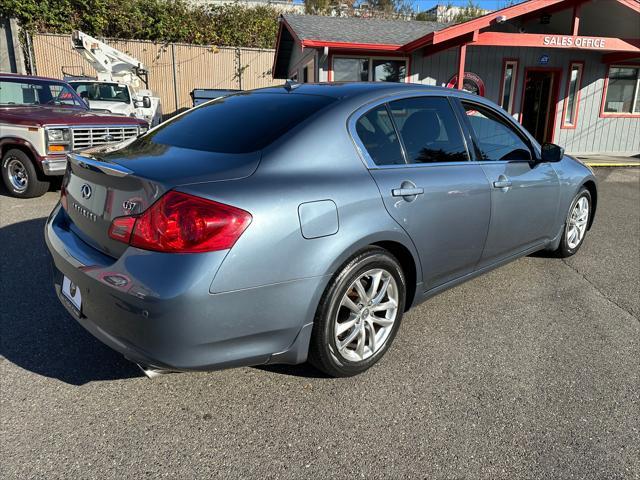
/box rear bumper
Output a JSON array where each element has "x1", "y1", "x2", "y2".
[
  {"x1": 45, "y1": 205, "x2": 324, "y2": 371},
  {"x1": 41, "y1": 155, "x2": 67, "y2": 175}
]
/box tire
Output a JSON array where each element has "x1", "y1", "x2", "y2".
[
  {"x1": 1, "y1": 149, "x2": 50, "y2": 198},
  {"x1": 554, "y1": 187, "x2": 591, "y2": 258},
  {"x1": 308, "y1": 247, "x2": 406, "y2": 377}
]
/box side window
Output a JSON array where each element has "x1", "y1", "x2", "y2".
[
  {"x1": 389, "y1": 96, "x2": 468, "y2": 164},
  {"x1": 355, "y1": 104, "x2": 405, "y2": 166},
  {"x1": 49, "y1": 84, "x2": 81, "y2": 106},
  {"x1": 462, "y1": 102, "x2": 532, "y2": 161}
]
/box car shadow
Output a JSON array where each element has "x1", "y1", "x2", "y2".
[
  {"x1": 254, "y1": 363, "x2": 330, "y2": 379},
  {"x1": 0, "y1": 217, "x2": 141, "y2": 385}
]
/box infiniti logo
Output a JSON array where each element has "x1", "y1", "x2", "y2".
[{"x1": 80, "y1": 184, "x2": 92, "y2": 199}]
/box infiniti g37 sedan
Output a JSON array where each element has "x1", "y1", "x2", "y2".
[{"x1": 45, "y1": 83, "x2": 597, "y2": 377}]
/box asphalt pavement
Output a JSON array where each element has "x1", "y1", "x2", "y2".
[{"x1": 1, "y1": 168, "x2": 638, "y2": 479}]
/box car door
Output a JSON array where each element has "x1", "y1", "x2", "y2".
[
  {"x1": 351, "y1": 95, "x2": 491, "y2": 290},
  {"x1": 457, "y1": 100, "x2": 560, "y2": 266}
]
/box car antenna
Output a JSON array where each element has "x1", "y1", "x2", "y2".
[{"x1": 284, "y1": 79, "x2": 300, "y2": 92}]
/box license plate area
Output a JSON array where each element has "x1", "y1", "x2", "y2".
[{"x1": 61, "y1": 275, "x2": 82, "y2": 313}]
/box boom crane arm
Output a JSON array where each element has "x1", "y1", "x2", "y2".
[{"x1": 71, "y1": 30, "x2": 149, "y2": 88}]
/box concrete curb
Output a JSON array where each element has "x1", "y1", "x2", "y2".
[{"x1": 584, "y1": 163, "x2": 640, "y2": 167}]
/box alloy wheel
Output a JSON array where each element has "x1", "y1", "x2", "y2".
[
  {"x1": 334, "y1": 268, "x2": 399, "y2": 362},
  {"x1": 566, "y1": 196, "x2": 589, "y2": 249}
]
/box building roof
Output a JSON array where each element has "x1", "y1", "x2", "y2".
[
  {"x1": 283, "y1": 14, "x2": 447, "y2": 47},
  {"x1": 273, "y1": 0, "x2": 640, "y2": 79}
]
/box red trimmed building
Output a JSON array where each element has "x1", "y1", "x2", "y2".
[{"x1": 273, "y1": 0, "x2": 640, "y2": 155}]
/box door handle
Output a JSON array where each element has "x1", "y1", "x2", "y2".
[
  {"x1": 493, "y1": 175, "x2": 512, "y2": 190},
  {"x1": 392, "y1": 187, "x2": 424, "y2": 197}
]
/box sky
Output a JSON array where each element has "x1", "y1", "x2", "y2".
[
  {"x1": 407, "y1": 0, "x2": 526, "y2": 10},
  {"x1": 290, "y1": 1, "x2": 528, "y2": 12}
]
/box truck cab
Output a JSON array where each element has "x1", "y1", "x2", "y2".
[
  {"x1": 0, "y1": 73, "x2": 148, "y2": 198},
  {"x1": 68, "y1": 80, "x2": 162, "y2": 126}
]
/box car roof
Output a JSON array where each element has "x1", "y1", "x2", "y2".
[
  {"x1": 253, "y1": 82, "x2": 451, "y2": 100},
  {"x1": 0, "y1": 72, "x2": 68, "y2": 83}
]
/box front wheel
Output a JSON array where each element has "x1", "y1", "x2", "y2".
[
  {"x1": 308, "y1": 247, "x2": 406, "y2": 377},
  {"x1": 554, "y1": 187, "x2": 591, "y2": 258},
  {"x1": 1, "y1": 149, "x2": 50, "y2": 198}
]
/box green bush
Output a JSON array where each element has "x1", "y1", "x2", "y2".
[{"x1": 0, "y1": 0, "x2": 280, "y2": 48}]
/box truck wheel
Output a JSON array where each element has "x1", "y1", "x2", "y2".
[{"x1": 1, "y1": 149, "x2": 50, "y2": 198}]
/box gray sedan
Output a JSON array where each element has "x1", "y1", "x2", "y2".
[{"x1": 45, "y1": 83, "x2": 597, "y2": 377}]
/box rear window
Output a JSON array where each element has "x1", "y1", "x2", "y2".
[{"x1": 145, "y1": 92, "x2": 336, "y2": 153}]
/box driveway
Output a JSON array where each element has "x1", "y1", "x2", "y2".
[{"x1": 1, "y1": 168, "x2": 638, "y2": 479}]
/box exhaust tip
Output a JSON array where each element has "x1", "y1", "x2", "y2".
[{"x1": 136, "y1": 363, "x2": 175, "y2": 379}]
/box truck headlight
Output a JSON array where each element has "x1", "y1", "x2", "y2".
[
  {"x1": 47, "y1": 129, "x2": 71, "y2": 143},
  {"x1": 46, "y1": 128, "x2": 71, "y2": 153}
]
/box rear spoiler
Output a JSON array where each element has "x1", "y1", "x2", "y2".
[{"x1": 67, "y1": 153, "x2": 133, "y2": 177}]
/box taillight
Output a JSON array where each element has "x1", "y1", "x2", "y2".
[
  {"x1": 60, "y1": 182, "x2": 68, "y2": 211},
  {"x1": 108, "y1": 216, "x2": 136, "y2": 243},
  {"x1": 108, "y1": 191, "x2": 252, "y2": 253}
]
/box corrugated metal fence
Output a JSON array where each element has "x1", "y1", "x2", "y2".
[{"x1": 31, "y1": 33, "x2": 280, "y2": 118}]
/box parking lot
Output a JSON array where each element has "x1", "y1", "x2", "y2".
[{"x1": 0, "y1": 168, "x2": 638, "y2": 479}]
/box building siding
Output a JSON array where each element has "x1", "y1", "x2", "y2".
[{"x1": 411, "y1": 45, "x2": 639, "y2": 155}]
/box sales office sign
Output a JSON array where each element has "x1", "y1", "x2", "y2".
[{"x1": 543, "y1": 35, "x2": 607, "y2": 49}]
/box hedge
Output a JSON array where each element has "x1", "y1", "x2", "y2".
[{"x1": 1, "y1": 0, "x2": 280, "y2": 49}]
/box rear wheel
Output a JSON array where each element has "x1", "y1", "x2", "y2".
[
  {"x1": 308, "y1": 247, "x2": 406, "y2": 377},
  {"x1": 1, "y1": 149, "x2": 50, "y2": 198},
  {"x1": 554, "y1": 187, "x2": 591, "y2": 258}
]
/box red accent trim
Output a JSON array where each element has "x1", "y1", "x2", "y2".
[
  {"x1": 572, "y1": 4, "x2": 581, "y2": 36},
  {"x1": 404, "y1": 0, "x2": 639, "y2": 52},
  {"x1": 470, "y1": 32, "x2": 640, "y2": 52},
  {"x1": 457, "y1": 44, "x2": 467, "y2": 90},
  {"x1": 561, "y1": 61, "x2": 584, "y2": 130},
  {"x1": 600, "y1": 64, "x2": 640, "y2": 118},
  {"x1": 498, "y1": 58, "x2": 519, "y2": 114},
  {"x1": 272, "y1": 20, "x2": 284, "y2": 79},
  {"x1": 519, "y1": 67, "x2": 562, "y2": 144},
  {"x1": 422, "y1": 35, "x2": 472, "y2": 57},
  {"x1": 405, "y1": 0, "x2": 568, "y2": 52},
  {"x1": 302, "y1": 39, "x2": 402, "y2": 52},
  {"x1": 618, "y1": 0, "x2": 640, "y2": 13},
  {"x1": 282, "y1": 16, "x2": 302, "y2": 45}
]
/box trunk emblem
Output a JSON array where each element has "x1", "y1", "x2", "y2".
[
  {"x1": 122, "y1": 199, "x2": 141, "y2": 214},
  {"x1": 80, "y1": 184, "x2": 92, "y2": 199},
  {"x1": 72, "y1": 202, "x2": 97, "y2": 222}
]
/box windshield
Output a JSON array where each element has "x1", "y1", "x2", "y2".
[
  {"x1": 71, "y1": 82, "x2": 131, "y2": 104},
  {"x1": 0, "y1": 78, "x2": 86, "y2": 108}
]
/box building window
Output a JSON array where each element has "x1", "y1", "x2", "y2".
[
  {"x1": 602, "y1": 65, "x2": 640, "y2": 116},
  {"x1": 332, "y1": 57, "x2": 407, "y2": 82},
  {"x1": 562, "y1": 62, "x2": 584, "y2": 128},
  {"x1": 499, "y1": 60, "x2": 518, "y2": 115}
]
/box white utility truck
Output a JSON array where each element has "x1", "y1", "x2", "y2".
[{"x1": 65, "y1": 31, "x2": 162, "y2": 126}]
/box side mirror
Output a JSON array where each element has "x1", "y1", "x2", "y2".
[
  {"x1": 142, "y1": 96, "x2": 151, "y2": 109},
  {"x1": 541, "y1": 143, "x2": 564, "y2": 162}
]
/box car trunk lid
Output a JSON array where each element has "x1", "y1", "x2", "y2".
[{"x1": 63, "y1": 146, "x2": 260, "y2": 258}]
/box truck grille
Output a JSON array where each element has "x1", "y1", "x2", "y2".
[{"x1": 72, "y1": 126, "x2": 139, "y2": 150}]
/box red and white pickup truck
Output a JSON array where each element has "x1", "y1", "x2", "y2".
[{"x1": 0, "y1": 73, "x2": 148, "y2": 198}]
